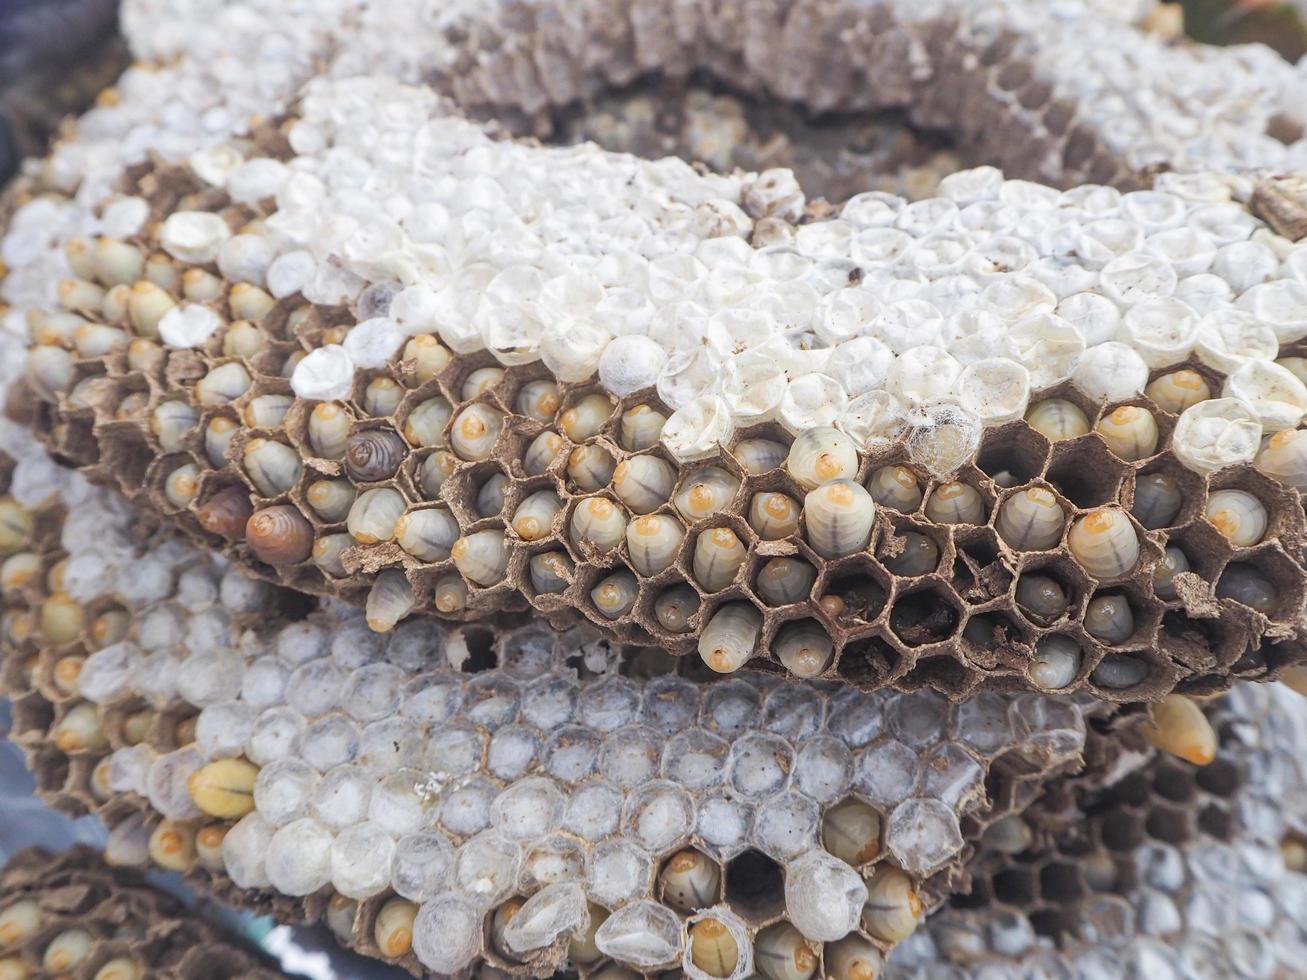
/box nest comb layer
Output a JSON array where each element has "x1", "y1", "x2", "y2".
[
  {"x1": 0, "y1": 446, "x2": 1118, "y2": 979},
  {"x1": 0, "y1": 844, "x2": 288, "y2": 980},
  {"x1": 14, "y1": 150, "x2": 1307, "y2": 703},
  {"x1": 7, "y1": 0, "x2": 1307, "y2": 699},
  {"x1": 886, "y1": 684, "x2": 1307, "y2": 979}
]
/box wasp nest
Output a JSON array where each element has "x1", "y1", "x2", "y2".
[
  {"x1": 0, "y1": 844, "x2": 287, "y2": 980},
  {"x1": 0, "y1": 438, "x2": 1116, "y2": 978},
  {"x1": 887, "y1": 684, "x2": 1307, "y2": 978},
  {"x1": 13, "y1": 137, "x2": 1307, "y2": 700}
]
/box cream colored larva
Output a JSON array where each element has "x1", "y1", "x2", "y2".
[
  {"x1": 1095, "y1": 405, "x2": 1159, "y2": 461},
  {"x1": 803, "y1": 480, "x2": 876, "y2": 559},
  {"x1": 626, "y1": 515, "x2": 686, "y2": 576},
  {"x1": 698, "y1": 602, "x2": 763, "y2": 673},
  {"x1": 673, "y1": 466, "x2": 741, "y2": 523},
  {"x1": 924, "y1": 481, "x2": 985, "y2": 525},
  {"x1": 785, "y1": 426, "x2": 859, "y2": 491},
  {"x1": 773, "y1": 619, "x2": 835, "y2": 677},
  {"x1": 996, "y1": 487, "x2": 1066, "y2": 551},
  {"x1": 867, "y1": 465, "x2": 923, "y2": 511},
  {"x1": 1204, "y1": 489, "x2": 1268, "y2": 547},
  {"x1": 692, "y1": 527, "x2": 748, "y2": 591},
  {"x1": 1068, "y1": 507, "x2": 1140, "y2": 580},
  {"x1": 755, "y1": 557, "x2": 818, "y2": 606},
  {"x1": 1025, "y1": 399, "x2": 1090, "y2": 441},
  {"x1": 612, "y1": 454, "x2": 676, "y2": 513},
  {"x1": 569, "y1": 497, "x2": 629, "y2": 553},
  {"x1": 748, "y1": 491, "x2": 802, "y2": 540}
]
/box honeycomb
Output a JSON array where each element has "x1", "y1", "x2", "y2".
[
  {"x1": 13, "y1": 140, "x2": 1307, "y2": 702},
  {"x1": 2, "y1": 0, "x2": 1307, "y2": 977},
  {"x1": 0, "y1": 844, "x2": 286, "y2": 980},
  {"x1": 887, "y1": 684, "x2": 1307, "y2": 977},
  {"x1": 0, "y1": 444, "x2": 1113, "y2": 977}
]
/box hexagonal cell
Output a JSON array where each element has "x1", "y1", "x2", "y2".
[
  {"x1": 899, "y1": 655, "x2": 978, "y2": 698},
  {"x1": 817, "y1": 561, "x2": 889, "y2": 623},
  {"x1": 723, "y1": 849, "x2": 785, "y2": 923},
  {"x1": 991, "y1": 866, "x2": 1037, "y2": 906},
  {"x1": 1038, "y1": 862, "x2": 1087, "y2": 903},
  {"x1": 1158, "y1": 611, "x2": 1226, "y2": 673},
  {"x1": 877, "y1": 519, "x2": 946, "y2": 578},
  {"x1": 888, "y1": 586, "x2": 962, "y2": 647},
  {"x1": 1045, "y1": 437, "x2": 1128, "y2": 508},
  {"x1": 1144, "y1": 803, "x2": 1192, "y2": 845},
  {"x1": 1029, "y1": 908, "x2": 1079, "y2": 943},
  {"x1": 1013, "y1": 562, "x2": 1083, "y2": 627},
  {"x1": 1194, "y1": 757, "x2": 1240, "y2": 798},
  {"x1": 1127, "y1": 457, "x2": 1204, "y2": 531},
  {"x1": 951, "y1": 527, "x2": 1013, "y2": 605},
  {"x1": 1098, "y1": 810, "x2": 1145, "y2": 853},
  {"x1": 1151, "y1": 764, "x2": 1197, "y2": 805},
  {"x1": 835, "y1": 635, "x2": 903, "y2": 687},
  {"x1": 976, "y1": 422, "x2": 1049, "y2": 488},
  {"x1": 1197, "y1": 804, "x2": 1235, "y2": 841}
]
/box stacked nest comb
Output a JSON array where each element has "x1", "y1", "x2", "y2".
[
  {"x1": 4, "y1": 0, "x2": 1307, "y2": 977},
  {"x1": 0, "y1": 844, "x2": 287, "y2": 979}
]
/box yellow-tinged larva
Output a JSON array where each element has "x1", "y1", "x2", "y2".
[
  {"x1": 1143, "y1": 694, "x2": 1217, "y2": 766},
  {"x1": 402, "y1": 335, "x2": 453, "y2": 383},
  {"x1": 94, "y1": 957, "x2": 144, "y2": 980},
  {"x1": 568, "y1": 443, "x2": 616, "y2": 491},
  {"x1": 560, "y1": 394, "x2": 616, "y2": 441},
  {"x1": 148, "y1": 820, "x2": 198, "y2": 871},
  {"x1": 1068, "y1": 507, "x2": 1140, "y2": 580},
  {"x1": 626, "y1": 515, "x2": 686, "y2": 577},
  {"x1": 450, "y1": 404, "x2": 505, "y2": 461},
  {"x1": 511, "y1": 491, "x2": 563, "y2": 542},
  {"x1": 362, "y1": 376, "x2": 403, "y2": 418},
  {"x1": 786, "y1": 426, "x2": 859, "y2": 491},
  {"x1": 569, "y1": 497, "x2": 628, "y2": 554},
  {"x1": 164, "y1": 463, "x2": 200, "y2": 509},
  {"x1": 52, "y1": 702, "x2": 107, "y2": 752},
  {"x1": 804, "y1": 480, "x2": 875, "y2": 559},
  {"x1": 996, "y1": 487, "x2": 1065, "y2": 551},
  {"x1": 924, "y1": 481, "x2": 984, "y2": 525},
  {"x1": 433, "y1": 573, "x2": 469, "y2": 613},
  {"x1": 451, "y1": 530, "x2": 510, "y2": 586},
  {"x1": 825, "y1": 934, "x2": 884, "y2": 980},
  {"x1": 821, "y1": 798, "x2": 882, "y2": 867},
  {"x1": 40, "y1": 591, "x2": 84, "y2": 646},
  {"x1": 754, "y1": 922, "x2": 819, "y2": 980},
  {"x1": 515, "y1": 379, "x2": 562, "y2": 421},
  {"x1": 375, "y1": 898, "x2": 418, "y2": 958},
  {"x1": 689, "y1": 917, "x2": 740, "y2": 979},
  {"x1": 1255, "y1": 429, "x2": 1307, "y2": 492},
  {"x1": 403, "y1": 397, "x2": 453, "y2": 448},
  {"x1": 42, "y1": 929, "x2": 92, "y2": 972},
  {"x1": 1204, "y1": 489, "x2": 1268, "y2": 547},
  {"x1": 673, "y1": 467, "x2": 740, "y2": 523},
  {"x1": 699, "y1": 603, "x2": 763, "y2": 673},
  {"x1": 619, "y1": 404, "x2": 667, "y2": 451},
  {"x1": 1095, "y1": 405, "x2": 1159, "y2": 461},
  {"x1": 306, "y1": 479, "x2": 356, "y2": 523},
  {"x1": 861, "y1": 867, "x2": 923, "y2": 944},
  {"x1": 570, "y1": 904, "x2": 609, "y2": 965},
  {"x1": 692, "y1": 527, "x2": 747, "y2": 592},
  {"x1": 187, "y1": 758, "x2": 258, "y2": 818},
  {"x1": 0, "y1": 901, "x2": 39, "y2": 948},
  {"x1": 1025, "y1": 399, "x2": 1089, "y2": 442},
  {"x1": 1145, "y1": 368, "x2": 1210, "y2": 414},
  {"x1": 748, "y1": 491, "x2": 801, "y2": 540},
  {"x1": 866, "y1": 465, "x2": 922, "y2": 512},
  {"x1": 243, "y1": 439, "x2": 302, "y2": 497},
  {"x1": 346, "y1": 488, "x2": 406, "y2": 545},
  {"x1": 591, "y1": 570, "x2": 639, "y2": 619},
  {"x1": 195, "y1": 825, "x2": 227, "y2": 871},
  {"x1": 612, "y1": 455, "x2": 676, "y2": 514},
  {"x1": 195, "y1": 362, "x2": 252, "y2": 406},
  {"x1": 756, "y1": 557, "x2": 817, "y2": 606},
  {"x1": 773, "y1": 620, "x2": 834, "y2": 677},
  {"x1": 529, "y1": 551, "x2": 573, "y2": 594},
  {"x1": 461, "y1": 366, "x2": 505, "y2": 400},
  {"x1": 654, "y1": 585, "x2": 700, "y2": 633},
  {"x1": 308, "y1": 402, "x2": 352, "y2": 459},
  {"x1": 660, "y1": 850, "x2": 721, "y2": 913}
]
